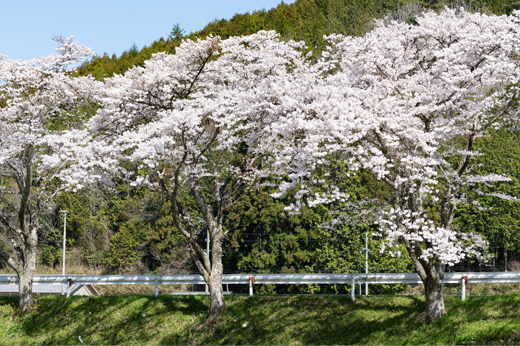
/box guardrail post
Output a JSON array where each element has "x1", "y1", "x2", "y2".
[
  {"x1": 461, "y1": 275, "x2": 467, "y2": 300},
  {"x1": 155, "y1": 277, "x2": 159, "y2": 297},
  {"x1": 249, "y1": 276, "x2": 254, "y2": 296},
  {"x1": 66, "y1": 277, "x2": 72, "y2": 298},
  {"x1": 351, "y1": 276, "x2": 355, "y2": 301}
]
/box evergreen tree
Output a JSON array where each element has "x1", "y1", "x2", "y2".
[{"x1": 169, "y1": 23, "x2": 186, "y2": 41}]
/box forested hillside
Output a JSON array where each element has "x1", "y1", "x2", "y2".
[
  {"x1": 75, "y1": 0, "x2": 520, "y2": 80},
  {"x1": 2, "y1": 0, "x2": 520, "y2": 299}
]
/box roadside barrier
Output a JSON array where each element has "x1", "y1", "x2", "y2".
[{"x1": 1, "y1": 272, "x2": 517, "y2": 300}]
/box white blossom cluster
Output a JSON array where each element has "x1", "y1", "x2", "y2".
[
  {"x1": 0, "y1": 36, "x2": 100, "y2": 202},
  {"x1": 1, "y1": 9, "x2": 519, "y2": 271},
  {"x1": 84, "y1": 31, "x2": 310, "y2": 197},
  {"x1": 271, "y1": 8, "x2": 520, "y2": 265}
]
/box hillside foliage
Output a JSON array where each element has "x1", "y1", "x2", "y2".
[{"x1": 75, "y1": 0, "x2": 520, "y2": 80}]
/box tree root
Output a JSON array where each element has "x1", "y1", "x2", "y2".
[
  {"x1": 196, "y1": 309, "x2": 223, "y2": 331},
  {"x1": 415, "y1": 308, "x2": 447, "y2": 323},
  {"x1": 415, "y1": 311, "x2": 429, "y2": 322}
]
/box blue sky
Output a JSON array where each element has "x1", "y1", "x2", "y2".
[{"x1": 1, "y1": 0, "x2": 295, "y2": 61}]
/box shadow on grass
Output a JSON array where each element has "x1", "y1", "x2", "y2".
[
  {"x1": 0, "y1": 296, "x2": 18, "y2": 309},
  {"x1": 14, "y1": 295, "x2": 209, "y2": 345},
  {"x1": 3, "y1": 294, "x2": 520, "y2": 345},
  {"x1": 160, "y1": 295, "x2": 425, "y2": 345},
  {"x1": 178, "y1": 295, "x2": 520, "y2": 345}
]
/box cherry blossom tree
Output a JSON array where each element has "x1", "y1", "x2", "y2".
[
  {"x1": 0, "y1": 37, "x2": 98, "y2": 311},
  {"x1": 85, "y1": 31, "x2": 308, "y2": 327},
  {"x1": 274, "y1": 9, "x2": 520, "y2": 320}
]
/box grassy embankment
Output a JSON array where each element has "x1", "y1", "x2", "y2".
[{"x1": 1, "y1": 294, "x2": 520, "y2": 345}]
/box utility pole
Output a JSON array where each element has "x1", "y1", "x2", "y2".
[
  {"x1": 60, "y1": 210, "x2": 67, "y2": 295},
  {"x1": 205, "y1": 229, "x2": 209, "y2": 295},
  {"x1": 365, "y1": 232, "x2": 369, "y2": 295},
  {"x1": 360, "y1": 232, "x2": 372, "y2": 295}
]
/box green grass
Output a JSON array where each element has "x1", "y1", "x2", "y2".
[{"x1": 1, "y1": 294, "x2": 520, "y2": 345}]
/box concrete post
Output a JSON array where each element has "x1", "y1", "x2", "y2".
[
  {"x1": 66, "y1": 277, "x2": 71, "y2": 298},
  {"x1": 365, "y1": 232, "x2": 369, "y2": 296},
  {"x1": 249, "y1": 276, "x2": 254, "y2": 296},
  {"x1": 61, "y1": 210, "x2": 67, "y2": 295},
  {"x1": 351, "y1": 276, "x2": 355, "y2": 301},
  {"x1": 462, "y1": 275, "x2": 467, "y2": 300}
]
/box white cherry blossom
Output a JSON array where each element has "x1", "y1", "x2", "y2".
[
  {"x1": 273, "y1": 8, "x2": 520, "y2": 320},
  {"x1": 0, "y1": 36, "x2": 99, "y2": 311},
  {"x1": 84, "y1": 31, "x2": 310, "y2": 326}
]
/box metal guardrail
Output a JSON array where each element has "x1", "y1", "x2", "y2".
[{"x1": 1, "y1": 272, "x2": 519, "y2": 300}]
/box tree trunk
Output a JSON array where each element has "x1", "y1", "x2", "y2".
[
  {"x1": 177, "y1": 174, "x2": 228, "y2": 330},
  {"x1": 422, "y1": 273, "x2": 446, "y2": 320},
  {"x1": 208, "y1": 238, "x2": 225, "y2": 318},
  {"x1": 196, "y1": 231, "x2": 225, "y2": 331},
  {"x1": 208, "y1": 271, "x2": 225, "y2": 318},
  {"x1": 18, "y1": 245, "x2": 37, "y2": 312},
  {"x1": 18, "y1": 269, "x2": 35, "y2": 312},
  {"x1": 402, "y1": 237, "x2": 447, "y2": 322},
  {"x1": 195, "y1": 277, "x2": 225, "y2": 331}
]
